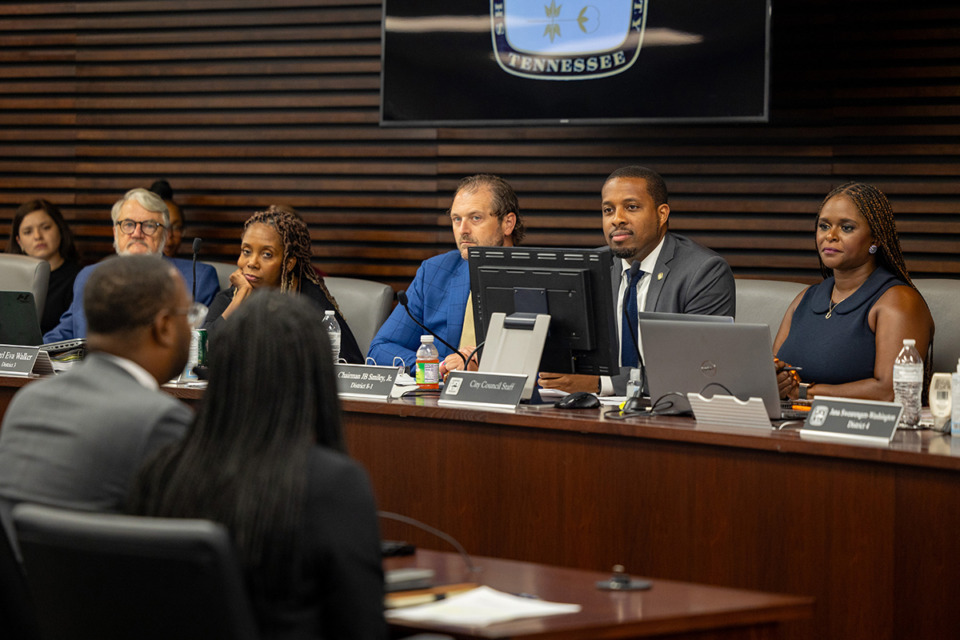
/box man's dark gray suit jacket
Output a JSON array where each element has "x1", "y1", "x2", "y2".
[
  {"x1": 0, "y1": 353, "x2": 191, "y2": 511},
  {"x1": 607, "y1": 232, "x2": 736, "y2": 394}
]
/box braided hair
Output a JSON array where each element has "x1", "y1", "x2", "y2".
[
  {"x1": 242, "y1": 206, "x2": 342, "y2": 314},
  {"x1": 817, "y1": 182, "x2": 913, "y2": 288}
]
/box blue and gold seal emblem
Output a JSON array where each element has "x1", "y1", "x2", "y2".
[{"x1": 492, "y1": 0, "x2": 647, "y2": 80}]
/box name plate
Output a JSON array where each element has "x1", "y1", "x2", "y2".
[
  {"x1": 799, "y1": 397, "x2": 902, "y2": 444},
  {"x1": 0, "y1": 344, "x2": 54, "y2": 377},
  {"x1": 438, "y1": 370, "x2": 527, "y2": 411},
  {"x1": 335, "y1": 364, "x2": 402, "y2": 400}
]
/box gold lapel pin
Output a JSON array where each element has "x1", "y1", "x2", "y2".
[{"x1": 657, "y1": 272, "x2": 664, "y2": 280}]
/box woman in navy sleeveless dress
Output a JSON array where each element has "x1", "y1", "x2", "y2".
[{"x1": 773, "y1": 182, "x2": 934, "y2": 401}]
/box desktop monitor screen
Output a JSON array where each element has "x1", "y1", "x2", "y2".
[
  {"x1": 468, "y1": 246, "x2": 619, "y2": 376},
  {"x1": 381, "y1": 0, "x2": 771, "y2": 126}
]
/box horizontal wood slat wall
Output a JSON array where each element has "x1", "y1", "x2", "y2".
[{"x1": 0, "y1": 0, "x2": 957, "y2": 290}]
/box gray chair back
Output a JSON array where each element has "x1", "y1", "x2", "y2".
[
  {"x1": 13, "y1": 503, "x2": 260, "y2": 640},
  {"x1": 734, "y1": 278, "x2": 807, "y2": 344},
  {"x1": 201, "y1": 260, "x2": 235, "y2": 292},
  {"x1": 325, "y1": 276, "x2": 394, "y2": 356},
  {"x1": 913, "y1": 279, "x2": 960, "y2": 373},
  {"x1": 0, "y1": 254, "x2": 51, "y2": 321}
]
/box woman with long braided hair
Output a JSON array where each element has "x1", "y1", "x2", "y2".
[
  {"x1": 773, "y1": 182, "x2": 934, "y2": 401},
  {"x1": 203, "y1": 205, "x2": 363, "y2": 363}
]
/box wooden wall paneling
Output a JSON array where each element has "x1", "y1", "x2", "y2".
[{"x1": 0, "y1": 0, "x2": 957, "y2": 287}]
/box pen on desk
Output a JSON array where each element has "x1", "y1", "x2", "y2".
[
  {"x1": 779, "y1": 366, "x2": 802, "y2": 373},
  {"x1": 384, "y1": 583, "x2": 477, "y2": 609}
]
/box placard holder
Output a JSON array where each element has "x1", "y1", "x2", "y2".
[
  {"x1": 334, "y1": 364, "x2": 404, "y2": 400},
  {"x1": 439, "y1": 370, "x2": 527, "y2": 412},
  {"x1": 687, "y1": 393, "x2": 772, "y2": 429},
  {"x1": 0, "y1": 344, "x2": 54, "y2": 377},
  {"x1": 799, "y1": 397, "x2": 901, "y2": 444}
]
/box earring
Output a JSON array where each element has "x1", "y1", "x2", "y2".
[{"x1": 869, "y1": 245, "x2": 878, "y2": 254}]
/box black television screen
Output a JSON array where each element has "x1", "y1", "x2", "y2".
[
  {"x1": 381, "y1": 0, "x2": 770, "y2": 126},
  {"x1": 468, "y1": 246, "x2": 619, "y2": 376}
]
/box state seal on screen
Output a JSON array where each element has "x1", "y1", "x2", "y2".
[{"x1": 491, "y1": 0, "x2": 647, "y2": 80}]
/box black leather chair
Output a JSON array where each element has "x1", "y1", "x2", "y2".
[
  {"x1": 13, "y1": 504, "x2": 260, "y2": 640},
  {"x1": 0, "y1": 498, "x2": 40, "y2": 640}
]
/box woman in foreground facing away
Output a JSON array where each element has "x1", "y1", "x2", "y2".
[
  {"x1": 128, "y1": 291, "x2": 386, "y2": 640},
  {"x1": 5, "y1": 199, "x2": 82, "y2": 334},
  {"x1": 202, "y1": 205, "x2": 363, "y2": 363},
  {"x1": 774, "y1": 182, "x2": 934, "y2": 401}
]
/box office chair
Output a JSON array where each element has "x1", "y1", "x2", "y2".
[
  {"x1": 201, "y1": 260, "x2": 235, "y2": 293},
  {"x1": 325, "y1": 276, "x2": 394, "y2": 356},
  {"x1": 13, "y1": 504, "x2": 260, "y2": 640},
  {"x1": 914, "y1": 279, "x2": 960, "y2": 373},
  {"x1": 734, "y1": 278, "x2": 806, "y2": 343},
  {"x1": 0, "y1": 254, "x2": 51, "y2": 321},
  {"x1": 0, "y1": 498, "x2": 40, "y2": 640}
]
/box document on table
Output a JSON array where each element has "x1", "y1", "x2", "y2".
[{"x1": 385, "y1": 585, "x2": 581, "y2": 626}]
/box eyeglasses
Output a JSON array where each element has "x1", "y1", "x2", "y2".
[
  {"x1": 116, "y1": 219, "x2": 165, "y2": 236},
  {"x1": 172, "y1": 302, "x2": 208, "y2": 329}
]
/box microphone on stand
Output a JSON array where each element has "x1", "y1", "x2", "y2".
[
  {"x1": 397, "y1": 290, "x2": 469, "y2": 368},
  {"x1": 191, "y1": 237, "x2": 202, "y2": 301}
]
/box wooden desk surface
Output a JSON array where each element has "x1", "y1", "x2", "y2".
[
  {"x1": 3, "y1": 377, "x2": 958, "y2": 639},
  {"x1": 385, "y1": 550, "x2": 813, "y2": 640}
]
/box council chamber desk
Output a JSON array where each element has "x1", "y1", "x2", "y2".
[{"x1": 2, "y1": 376, "x2": 958, "y2": 639}]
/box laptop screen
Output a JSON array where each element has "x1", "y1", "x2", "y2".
[{"x1": 0, "y1": 291, "x2": 43, "y2": 346}]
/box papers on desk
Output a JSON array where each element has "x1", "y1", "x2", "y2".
[{"x1": 385, "y1": 585, "x2": 581, "y2": 626}]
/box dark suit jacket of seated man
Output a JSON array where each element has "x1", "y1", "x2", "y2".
[
  {"x1": 0, "y1": 255, "x2": 193, "y2": 515},
  {"x1": 43, "y1": 187, "x2": 219, "y2": 343},
  {"x1": 538, "y1": 166, "x2": 735, "y2": 396}
]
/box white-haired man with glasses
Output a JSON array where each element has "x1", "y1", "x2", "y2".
[{"x1": 43, "y1": 188, "x2": 220, "y2": 342}]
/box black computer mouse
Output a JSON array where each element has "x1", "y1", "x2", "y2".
[{"x1": 554, "y1": 391, "x2": 601, "y2": 410}]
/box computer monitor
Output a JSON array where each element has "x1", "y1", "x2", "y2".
[{"x1": 467, "y1": 246, "x2": 619, "y2": 382}]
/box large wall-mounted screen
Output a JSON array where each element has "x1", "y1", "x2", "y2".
[{"x1": 381, "y1": 0, "x2": 771, "y2": 126}]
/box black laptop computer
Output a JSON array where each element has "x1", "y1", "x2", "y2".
[{"x1": 0, "y1": 291, "x2": 44, "y2": 346}]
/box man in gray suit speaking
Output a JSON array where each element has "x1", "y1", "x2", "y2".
[
  {"x1": 539, "y1": 166, "x2": 736, "y2": 395},
  {"x1": 0, "y1": 255, "x2": 193, "y2": 513}
]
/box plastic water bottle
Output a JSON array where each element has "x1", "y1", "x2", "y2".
[
  {"x1": 415, "y1": 335, "x2": 440, "y2": 390},
  {"x1": 893, "y1": 338, "x2": 923, "y2": 428},
  {"x1": 951, "y1": 359, "x2": 960, "y2": 437},
  {"x1": 321, "y1": 310, "x2": 341, "y2": 363}
]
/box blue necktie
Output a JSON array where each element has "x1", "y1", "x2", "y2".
[{"x1": 620, "y1": 267, "x2": 643, "y2": 367}]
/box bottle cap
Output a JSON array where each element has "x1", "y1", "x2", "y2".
[
  {"x1": 421, "y1": 335, "x2": 434, "y2": 343},
  {"x1": 903, "y1": 338, "x2": 915, "y2": 347},
  {"x1": 324, "y1": 310, "x2": 335, "y2": 316}
]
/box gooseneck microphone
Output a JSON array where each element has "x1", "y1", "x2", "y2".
[
  {"x1": 379, "y1": 510, "x2": 478, "y2": 574},
  {"x1": 191, "y1": 237, "x2": 202, "y2": 301},
  {"x1": 622, "y1": 261, "x2": 647, "y2": 397},
  {"x1": 397, "y1": 290, "x2": 470, "y2": 368}
]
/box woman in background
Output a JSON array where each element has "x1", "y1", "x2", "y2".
[
  {"x1": 129, "y1": 291, "x2": 386, "y2": 640},
  {"x1": 774, "y1": 182, "x2": 934, "y2": 401},
  {"x1": 6, "y1": 199, "x2": 82, "y2": 334},
  {"x1": 203, "y1": 206, "x2": 363, "y2": 363},
  {"x1": 149, "y1": 178, "x2": 185, "y2": 258}
]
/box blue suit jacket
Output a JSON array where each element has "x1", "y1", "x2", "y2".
[
  {"x1": 367, "y1": 250, "x2": 469, "y2": 367},
  {"x1": 43, "y1": 257, "x2": 220, "y2": 342}
]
